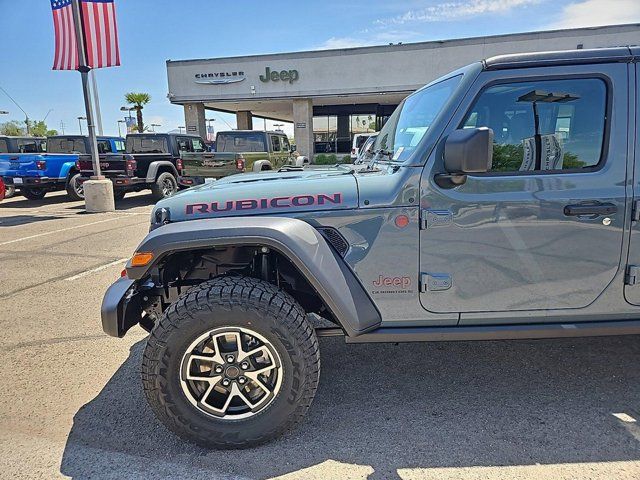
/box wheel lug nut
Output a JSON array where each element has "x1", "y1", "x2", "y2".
[
  {"x1": 222, "y1": 379, "x2": 230, "y2": 387},
  {"x1": 214, "y1": 366, "x2": 223, "y2": 374},
  {"x1": 238, "y1": 377, "x2": 246, "y2": 385},
  {"x1": 241, "y1": 362, "x2": 249, "y2": 370},
  {"x1": 226, "y1": 355, "x2": 235, "y2": 363}
]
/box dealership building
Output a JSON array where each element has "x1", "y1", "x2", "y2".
[{"x1": 166, "y1": 24, "x2": 640, "y2": 157}]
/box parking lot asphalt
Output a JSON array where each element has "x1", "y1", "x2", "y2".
[{"x1": 1, "y1": 190, "x2": 640, "y2": 479}]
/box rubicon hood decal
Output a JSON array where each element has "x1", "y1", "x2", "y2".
[{"x1": 187, "y1": 193, "x2": 342, "y2": 215}]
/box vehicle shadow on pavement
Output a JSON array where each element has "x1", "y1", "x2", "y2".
[{"x1": 60, "y1": 335, "x2": 640, "y2": 479}]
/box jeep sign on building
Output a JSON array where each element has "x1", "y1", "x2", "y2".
[{"x1": 166, "y1": 24, "x2": 640, "y2": 157}]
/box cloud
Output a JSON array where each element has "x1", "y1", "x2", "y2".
[
  {"x1": 377, "y1": 0, "x2": 542, "y2": 25},
  {"x1": 318, "y1": 30, "x2": 424, "y2": 50},
  {"x1": 319, "y1": 37, "x2": 376, "y2": 49},
  {"x1": 547, "y1": 0, "x2": 640, "y2": 29}
]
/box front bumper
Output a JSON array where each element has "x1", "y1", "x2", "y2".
[{"x1": 101, "y1": 276, "x2": 142, "y2": 337}]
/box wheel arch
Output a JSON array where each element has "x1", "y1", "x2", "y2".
[
  {"x1": 126, "y1": 217, "x2": 381, "y2": 337},
  {"x1": 146, "y1": 161, "x2": 178, "y2": 182}
]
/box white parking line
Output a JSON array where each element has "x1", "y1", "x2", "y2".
[
  {"x1": 65, "y1": 258, "x2": 129, "y2": 281},
  {"x1": 0, "y1": 216, "x2": 123, "y2": 246}
]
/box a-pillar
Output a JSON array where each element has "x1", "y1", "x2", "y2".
[
  {"x1": 293, "y1": 98, "x2": 314, "y2": 159},
  {"x1": 183, "y1": 103, "x2": 206, "y2": 138},
  {"x1": 236, "y1": 111, "x2": 253, "y2": 130}
]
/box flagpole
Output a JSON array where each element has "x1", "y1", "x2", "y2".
[
  {"x1": 90, "y1": 70, "x2": 104, "y2": 136},
  {"x1": 71, "y1": 0, "x2": 102, "y2": 178}
]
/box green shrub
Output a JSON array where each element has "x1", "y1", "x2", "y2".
[{"x1": 313, "y1": 154, "x2": 352, "y2": 165}]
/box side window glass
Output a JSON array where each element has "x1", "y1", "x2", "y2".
[
  {"x1": 281, "y1": 136, "x2": 290, "y2": 152},
  {"x1": 114, "y1": 140, "x2": 125, "y2": 152},
  {"x1": 176, "y1": 137, "x2": 191, "y2": 153},
  {"x1": 192, "y1": 138, "x2": 205, "y2": 152},
  {"x1": 0, "y1": 140, "x2": 7, "y2": 153},
  {"x1": 462, "y1": 78, "x2": 606, "y2": 172},
  {"x1": 97, "y1": 140, "x2": 112, "y2": 154},
  {"x1": 271, "y1": 135, "x2": 281, "y2": 152}
]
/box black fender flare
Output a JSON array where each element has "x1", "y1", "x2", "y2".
[
  {"x1": 146, "y1": 161, "x2": 178, "y2": 183},
  {"x1": 126, "y1": 216, "x2": 381, "y2": 337}
]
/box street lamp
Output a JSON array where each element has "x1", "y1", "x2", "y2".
[
  {"x1": 120, "y1": 106, "x2": 134, "y2": 119},
  {"x1": 0, "y1": 110, "x2": 8, "y2": 115},
  {"x1": 117, "y1": 119, "x2": 126, "y2": 137},
  {"x1": 178, "y1": 126, "x2": 185, "y2": 134},
  {"x1": 274, "y1": 123, "x2": 284, "y2": 132},
  {"x1": 150, "y1": 123, "x2": 161, "y2": 132},
  {"x1": 77, "y1": 116, "x2": 87, "y2": 135}
]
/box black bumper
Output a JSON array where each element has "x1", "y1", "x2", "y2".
[
  {"x1": 101, "y1": 276, "x2": 142, "y2": 337},
  {"x1": 79, "y1": 175, "x2": 147, "y2": 188},
  {"x1": 5, "y1": 176, "x2": 61, "y2": 188},
  {"x1": 178, "y1": 176, "x2": 207, "y2": 187}
]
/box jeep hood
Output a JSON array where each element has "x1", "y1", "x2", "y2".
[{"x1": 154, "y1": 168, "x2": 358, "y2": 222}]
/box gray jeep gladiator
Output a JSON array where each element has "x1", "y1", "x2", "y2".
[{"x1": 102, "y1": 47, "x2": 640, "y2": 448}]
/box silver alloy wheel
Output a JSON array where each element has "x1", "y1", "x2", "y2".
[
  {"x1": 180, "y1": 327, "x2": 283, "y2": 419},
  {"x1": 73, "y1": 177, "x2": 84, "y2": 198},
  {"x1": 162, "y1": 177, "x2": 175, "y2": 197}
]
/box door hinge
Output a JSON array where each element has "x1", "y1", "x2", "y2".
[
  {"x1": 633, "y1": 200, "x2": 640, "y2": 222},
  {"x1": 420, "y1": 209, "x2": 453, "y2": 229},
  {"x1": 625, "y1": 265, "x2": 640, "y2": 286}
]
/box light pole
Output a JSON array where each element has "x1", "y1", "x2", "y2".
[
  {"x1": 117, "y1": 120, "x2": 126, "y2": 137},
  {"x1": 206, "y1": 118, "x2": 215, "y2": 140},
  {"x1": 120, "y1": 106, "x2": 134, "y2": 119},
  {"x1": 0, "y1": 86, "x2": 30, "y2": 135},
  {"x1": 274, "y1": 123, "x2": 284, "y2": 132},
  {"x1": 78, "y1": 116, "x2": 87, "y2": 135},
  {"x1": 178, "y1": 126, "x2": 185, "y2": 134},
  {"x1": 150, "y1": 123, "x2": 161, "y2": 132}
]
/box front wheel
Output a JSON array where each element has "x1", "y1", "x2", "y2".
[
  {"x1": 66, "y1": 173, "x2": 84, "y2": 201},
  {"x1": 142, "y1": 276, "x2": 320, "y2": 449},
  {"x1": 4, "y1": 185, "x2": 15, "y2": 199},
  {"x1": 150, "y1": 172, "x2": 178, "y2": 200},
  {"x1": 22, "y1": 188, "x2": 47, "y2": 200}
]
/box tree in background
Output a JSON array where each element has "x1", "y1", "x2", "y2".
[
  {"x1": 125, "y1": 92, "x2": 151, "y2": 133},
  {"x1": 0, "y1": 120, "x2": 57, "y2": 137},
  {"x1": 0, "y1": 121, "x2": 25, "y2": 136}
]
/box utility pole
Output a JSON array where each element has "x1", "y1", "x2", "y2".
[
  {"x1": 59, "y1": 120, "x2": 66, "y2": 134},
  {"x1": 71, "y1": 0, "x2": 114, "y2": 212},
  {"x1": 90, "y1": 70, "x2": 104, "y2": 135}
]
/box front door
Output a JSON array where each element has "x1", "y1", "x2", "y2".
[{"x1": 420, "y1": 65, "x2": 629, "y2": 314}]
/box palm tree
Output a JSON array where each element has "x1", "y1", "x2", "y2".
[{"x1": 124, "y1": 92, "x2": 151, "y2": 133}]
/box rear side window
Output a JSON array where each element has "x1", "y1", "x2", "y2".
[
  {"x1": 47, "y1": 138, "x2": 87, "y2": 154},
  {"x1": 126, "y1": 136, "x2": 168, "y2": 154},
  {"x1": 0, "y1": 140, "x2": 7, "y2": 153},
  {"x1": 97, "y1": 140, "x2": 112, "y2": 154},
  {"x1": 462, "y1": 78, "x2": 607, "y2": 172},
  {"x1": 191, "y1": 138, "x2": 205, "y2": 152},
  {"x1": 271, "y1": 135, "x2": 281, "y2": 152},
  {"x1": 176, "y1": 137, "x2": 191, "y2": 153},
  {"x1": 217, "y1": 133, "x2": 266, "y2": 153},
  {"x1": 16, "y1": 139, "x2": 43, "y2": 153},
  {"x1": 281, "y1": 136, "x2": 290, "y2": 152},
  {"x1": 114, "y1": 140, "x2": 125, "y2": 152}
]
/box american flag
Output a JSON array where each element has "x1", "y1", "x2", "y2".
[
  {"x1": 51, "y1": 0, "x2": 120, "y2": 71},
  {"x1": 51, "y1": 0, "x2": 79, "y2": 70}
]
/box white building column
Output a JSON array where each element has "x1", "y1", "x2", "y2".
[
  {"x1": 293, "y1": 98, "x2": 314, "y2": 159},
  {"x1": 183, "y1": 103, "x2": 206, "y2": 138},
  {"x1": 236, "y1": 111, "x2": 253, "y2": 130}
]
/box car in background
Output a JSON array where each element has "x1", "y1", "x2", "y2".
[
  {"x1": 0, "y1": 136, "x2": 47, "y2": 198},
  {"x1": 179, "y1": 131, "x2": 306, "y2": 186},
  {"x1": 0, "y1": 177, "x2": 5, "y2": 202},
  {"x1": 0, "y1": 135, "x2": 125, "y2": 200},
  {"x1": 350, "y1": 132, "x2": 377, "y2": 161},
  {"x1": 78, "y1": 133, "x2": 209, "y2": 200}
]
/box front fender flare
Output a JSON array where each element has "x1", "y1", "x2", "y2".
[
  {"x1": 146, "y1": 161, "x2": 178, "y2": 183},
  {"x1": 127, "y1": 217, "x2": 381, "y2": 336}
]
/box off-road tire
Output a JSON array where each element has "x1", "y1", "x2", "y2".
[
  {"x1": 141, "y1": 276, "x2": 320, "y2": 449},
  {"x1": 150, "y1": 172, "x2": 178, "y2": 200},
  {"x1": 4, "y1": 185, "x2": 15, "y2": 199},
  {"x1": 22, "y1": 188, "x2": 47, "y2": 200},
  {"x1": 65, "y1": 173, "x2": 84, "y2": 201}
]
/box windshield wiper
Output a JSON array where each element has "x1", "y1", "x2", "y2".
[{"x1": 367, "y1": 148, "x2": 394, "y2": 169}]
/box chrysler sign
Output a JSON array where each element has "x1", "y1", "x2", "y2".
[{"x1": 195, "y1": 71, "x2": 246, "y2": 85}]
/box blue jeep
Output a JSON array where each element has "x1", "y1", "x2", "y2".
[
  {"x1": 0, "y1": 135, "x2": 125, "y2": 200},
  {"x1": 0, "y1": 136, "x2": 47, "y2": 198}
]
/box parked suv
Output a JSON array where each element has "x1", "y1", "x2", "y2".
[
  {"x1": 179, "y1": 130, "x2": 306, "y2": 186},
  {"x1": 78, "y1": 133, "x2": 208, "y2": 200},
  {"x1": 0, "y1": 136, "x2": 47, "y2": 198},
  {"x1": 102, "y1": 47, "x2": 640, "y2": 449}
]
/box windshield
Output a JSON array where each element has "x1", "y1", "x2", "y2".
[{"x1": 373, "y1": 74, "x2": 462, "y2": 163}]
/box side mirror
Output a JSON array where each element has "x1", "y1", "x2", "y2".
[{"x1": 437, "y1": 127, "x2": 493, "y2": 187}]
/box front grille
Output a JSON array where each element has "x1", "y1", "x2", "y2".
[{"x1": 317, "y1": 227, "x2": 349, "y2": 256}]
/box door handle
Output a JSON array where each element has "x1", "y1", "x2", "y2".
[{"x1": 563, "y1": 203, "x2": 617, "y2": 217}]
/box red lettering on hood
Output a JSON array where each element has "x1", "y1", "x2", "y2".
[{"x1": 185, "y1": 193, "x2": 343, "y2": 215}]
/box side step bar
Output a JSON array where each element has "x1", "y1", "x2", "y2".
[{"x1": 339, "y1": 320, "x2": 640, "y2": 344}]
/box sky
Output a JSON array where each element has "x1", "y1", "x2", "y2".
[{"x1": 0, "y1": 0, "x2": 639, "y2": 138}]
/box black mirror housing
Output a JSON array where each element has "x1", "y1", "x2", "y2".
[{"x1": 444, "y1": 127, "x2": 493, "y2": 174}]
